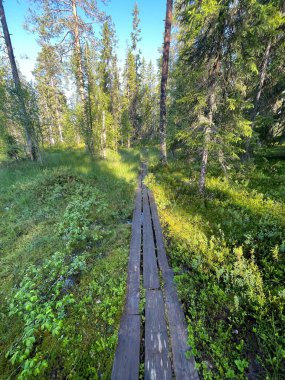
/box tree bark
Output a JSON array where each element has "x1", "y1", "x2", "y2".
[
  {"x1": 245, "y1": 39, "x2": 272, "y2": 158},
  {"x1": 72, "y1": 0, "x2": 94, "y2": 153},
  {"x1": 199, "y1": 65, "x2": 217, "y2": 195},
  {"x1": 0, "y1": 0, "x2": 37, "y2": 160},
  {"x1": 50, "y1": 77, "x2": 64, "y2": 143},
  {"x1": 101, "y1": 110, "x2": 106, "y2": 159},
  {"x1": 159, "y1": 0, "x2": 173, "y2": 164},
  {"x1": 49, "y1": 124, "x2": 55, "y2": 146},
  {"x1": 199, "y1": 126, "x2": 211, "y2": 194},
  {"x1": 56, "y1": 113, "x2": 64, "y2": 143},
  {"x1": 255, "y1": 39, "x2": 272, "y2": 107}
]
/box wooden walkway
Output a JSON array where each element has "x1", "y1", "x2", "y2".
[{"x1": 112, "y1": 166, "x2": 199, "y2": 380}]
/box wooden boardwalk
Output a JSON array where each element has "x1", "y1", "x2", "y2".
[{"x1": 112, "y1": 167, "x2": 199, "y2": 380}]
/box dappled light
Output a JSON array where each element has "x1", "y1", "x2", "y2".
[{"x1": 0, "y1": 0, "x2": 285, "y2": 378}]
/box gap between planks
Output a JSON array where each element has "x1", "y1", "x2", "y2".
[
  {"x1": 111, "y1": 176, "x2": 142, "y2": 380},
  {"x1": 112, "y1": 167, "x2": 199, "y2": 380}
]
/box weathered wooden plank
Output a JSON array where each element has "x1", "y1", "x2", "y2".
[
  {"x1": 125, "y1": 181, "x2": 142, "y2": 314},
  {"x1": 143, "y1": 186, "x2": 159, "y2": 290},
  {"x1": 148, "y1": 190, "x2": 170, "y2": 275},
  {"x1": 144, "y1": 290, "x2": 172, "y2": 380},
  {"x1": 148, "y1": 190, "x2": 199, "y2": 379},
  {"x1": 164, "y1": 270, "x2": 199, "y2": 380},
  {"x1": 112, "y1": 314, "x2": 141, "y2": 380}
]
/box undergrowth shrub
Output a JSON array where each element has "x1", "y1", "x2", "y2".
[
  {"x1": 147, "y1": 159, "x2": 285, "y2": 379},
  {"x1": 6, "y1": 183, "x2": 107, "y2": 379}
]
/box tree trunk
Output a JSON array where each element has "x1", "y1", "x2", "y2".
[
  {"x1": 101, "y1": 110, "x2": 106, "y2": 159},
  {"x1": 245, "y1": 39, "x2": 272, "y2": 158},
  {"x1": 50, "y1": 77, "x2": 64, "y2": 143},
  {"x1": 199, "y1": 126, "x2": 211, "y2": 194},
  {"x1": 255, "y1": 39, "x2": 272, "y2": 107},
  {"x1": 45, "y1": 102, "x2": 55, "y2": 145},
  {"x1": 199, "y1": 67, "x2": 217, "y2": 195},
  {"x1": 84, "y1": 42, "x2": 95, "y2": 151},
  {"x1": 57, "y1": 116, "x2": 64, "y2": 143},
  {"x1": 49, "y1": 124, "x2": 55, "y2": 145},
  {"x1": 72, "y1": 0, "x2": 94, "y2": 153},
  {"x1": 159, "y1": 0, "x2": 173, "y2": 164},
  {"x1": 0, "y1": 0, "x2": 37, "y2": 160}
]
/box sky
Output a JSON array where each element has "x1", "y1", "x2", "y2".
[{"x1": 4, "y1": 0, "x2": 166, "y2": 81}]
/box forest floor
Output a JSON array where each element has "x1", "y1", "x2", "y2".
[
  {"x1": 1, "y1": 146, "x2": 284, "y2": 379},
  {"x1": 145, "y1": 146, "x2": 285, "y2": 379},
  {"x1": 0, "y1": 148, "x2": 140, "y2": 379}
]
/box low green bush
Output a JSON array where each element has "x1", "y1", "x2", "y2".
[{"x1": 148, "y1": 155, "x2": 285, "y2": 379}]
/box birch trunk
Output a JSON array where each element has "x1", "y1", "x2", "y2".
[{"x1": 159, "y1": 0, "x2": 173, "y2": 164}]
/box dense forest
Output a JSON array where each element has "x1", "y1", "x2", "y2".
[{"x1": 0, "y1": 0, "x2": 284, "y2": 379}]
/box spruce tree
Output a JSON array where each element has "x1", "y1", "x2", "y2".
[
  {"x1": 34, "y1": 44, "x2": 67, "y2": 146},
  {"x1": 122, "y1": 48, "x2": 136, "y2": 147}
]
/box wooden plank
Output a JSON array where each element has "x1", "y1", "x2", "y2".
[
  {"x1": 143, "y1": 186, "x2": 159, "y2": 290},
  {"x1": 125, "y1": 181, "x2": 142, "y2": 314},
  {"x1": 148, "y1": 190, "x2": 170, "y2": 275},
  {"x1": 164, "y1": 270, "x2": 199, "y2": 380},
  {"x1": 148, "y1": 190, "x2": 199, "y2": 379},
  {"x1": 112, "y1": 314, "x2": 141, "y2": 380},
  {"x1": 144, "y1": 290, "x2": 172, "y2": 380}
]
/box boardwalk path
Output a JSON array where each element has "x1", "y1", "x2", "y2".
[{"x1": 112, "y1": 164, "x2": 199, "y2": 380}]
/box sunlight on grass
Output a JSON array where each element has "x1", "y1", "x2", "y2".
[
  {"x1": 148, "y1": 152, "x2": 285, "y2": 379},
  {"x1": 0, "y1": 148, "x2": 140, "y2": 379}
]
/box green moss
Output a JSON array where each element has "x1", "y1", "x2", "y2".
[
  {"x1": 0, "y1": 149, "x2": 139, "y2": 379},
  {"x1": 148, "y1": 150, "x2": 285, "y2": 379}
]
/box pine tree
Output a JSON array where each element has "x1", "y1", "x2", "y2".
[{"x1": 27, "y1": 0, "x2": 106, "y2": 154}]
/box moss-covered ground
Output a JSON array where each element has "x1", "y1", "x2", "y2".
[
  {"x1": 146, "y1": 147, "x2": 285, "y2": 379},
  {"x1": 0, "y1": 149, "x2": 140, "y2": 379}
]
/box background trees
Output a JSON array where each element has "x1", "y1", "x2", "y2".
[
  {"x1": 34, "y1": 44, "x2": 67, "y2": 146},
  {"x1": 1, "y1": 0, "x2": 284, "y2": 192},
  {"x1": 168, "y1": 0, "x2": 285, "y2": 192},
  {"x1": 0, "y1": 0, "x2": 38, "y2": 160},
  {"x1": 0, "y1": 0, "x2": 161, "y2": 161}
]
